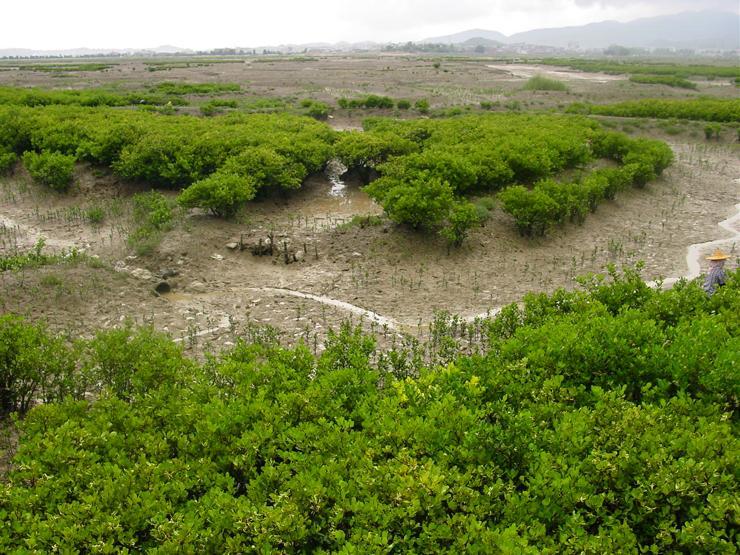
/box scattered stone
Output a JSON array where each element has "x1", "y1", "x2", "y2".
[
  {"x1": 161, "y1": 268, "x2": 179, "y2": 279},
  {"x1": 154, "y1": 281, "x2": 171, "y2": 295},
  {"x1": 210, "y1": 254, "x2": 224, "y2": 261},
  {"x1": 130, "y1": 268, "x2": 153, "y2": 280},
  {"x1": 352, "y1": 252, "x2": 362, "y2": 258},
  {"x1": 225, "y1": 242, "x2": 239, "y2": 250},
  {"x1": 251, "y1": 237, "x2": 273, "y2": 256},
  {"x1": 294, "y1": 250, "x2": 305, "y2": 262},
  {"x1": 188, "y1": 281, "x2": 207, "y2": 293}
]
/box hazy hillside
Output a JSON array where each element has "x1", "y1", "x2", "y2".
[
  {"x1": 509, "y1": 11, "x2": 739, "y2": 50},
  {"x1": 420, "y1": 28, "x2": 508, "y2": 45},
  {"x1": 0, "y1": 45, "x2": 193, "y2": 58},
  {"x1": 420, "y1": 11, "x2": 739, "y2": 50}
]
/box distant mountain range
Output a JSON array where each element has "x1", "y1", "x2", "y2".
[
  {"x1": 0, "y1": 45, "x2": 193, "y2": 58},
  {"x1": 421, "y1": 29, "x2": 508, "y2": 45},
  {"x1": 1, "y1": 10, "x2": 737, "y2": 58},
  {"x1": 422, "y1": 11, "x2": 739, "y2": 50}
]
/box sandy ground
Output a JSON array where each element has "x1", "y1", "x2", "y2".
[
  {"x1": 1, "y1": 138, "x2": 737, "y2": 355},
  {"x1": 486, "y1": 63, "x2": 624, "y2": 83}
]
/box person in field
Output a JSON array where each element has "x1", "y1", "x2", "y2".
[{"x1": 703, "y1": 249, "x2": 730, "y2": 296}]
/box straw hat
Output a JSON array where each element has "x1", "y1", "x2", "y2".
[{"x1": 706, "y1": 249, "x2": 730, "y2": 261}]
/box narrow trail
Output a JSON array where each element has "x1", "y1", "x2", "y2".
[
  {"x1": 465, "y1": 200, "x2": 740, "y2": 321},
  {"x1": 646, "y1": 201, "x2": 739, "y2": 289},
  {"x1": 172, "y1": 315, "x2": 232, "y2": 344},
  {"x1": 169, "y1": 287, "x2": 401, "y2": 345},
  {"x1": 247, "y1": 287, "x2": 400, "y2": 330}
]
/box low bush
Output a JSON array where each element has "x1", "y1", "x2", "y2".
[
  {"x1": 498, "y1": 185, "x2": 560, "y2": 236},
  {"x1": 439, "y1": 200, "x2": 482, "y2": 247},
  {"x1": 523, "y1": 75, "x2": 569, "y2": 92},
  {"x1": 367, "y1": 172, "x2": 455, "y2": 230},
  {"x1": 704, "y1": 123, "x2": 722, "y2": 140},
  {"x1": 0, "y1": 149, "x2": 16, "y2": 174},
  {"x1": 0, "y1": 314, "x2": 81, "y2": 416},
  {"x1": 499, "y1": 134, "x2": 672, "y2": 234},
  {"x1": 178, "y1": 172, "x2": 256, "y2": 217},
  {"x1": 0, "y1": 86, "x2": 183, "y2": 108},
  {"x1": 337, "y1": 95, "x2": 395, "y2": 110},
  {"x1": 303, "y1": 100, "x2": 330, "y2": 120},
  {"x1": 541, "y1": 58, "x2": 740, "y2": 80},
  {"x1": 567, "y1": 98, "x2": 740, "y2": 122},
  {"x1": 84, "y1": 205, "x2": 105, "y2": 224},
  {"x1": 0, "y1": 103, "x2": 336, "y2": 192},
  {"x1": 1, "y1": 270, "x2": 737, "y2": 552},
  {"x1": 347, "y1": 114, "x2": 665, "y2": 242},
  {"x1": 152, "y1": 82, "x2": 241, "y2": 95},
  {"x1": 200, "y1": 99, "x2": 238, "y2": 116},
  {"x1": 629, "y1": 74, "x2": 697, "y2": 89},
  {"x1": 414, "y1": 98, "x2": 430, "y2": 114},
  {"x1": 82, "y1": 325, "x2": 191, "y2": 401},
  {"x1": 132, "y1": 190, "x2": 174, "y2": 231},
  {"x1": 127, "y1": 191, "x2": 175, "y2": 254},
  {"x1": 19, "y1": 62, "x2": 113, "y2": 73},
  {"x1": 22, "y1": 150, "x2": 75, "y2": 192}
]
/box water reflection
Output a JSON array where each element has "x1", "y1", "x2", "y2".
[{"x1": 325, "y1": 159, "x2": 349, "y2": 198}]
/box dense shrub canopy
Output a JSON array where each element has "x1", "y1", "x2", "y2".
[
  {"x1": 540, "y1": 59, "x2": 740, "y2": 80},
  {"x1": 567, "y1": 98, "x2": 740, "y2": 122},
  {"x1": 0, "y1": 269, "x2": 738, "y2": 552},
  {"x1": 0, "y1": 91, "x2": 675, "y2": 241},
  {"x1": 21, "y1": 150, "x2": 76, "y2": 192},
  {"x1": 335, "y1": 114, "x2": 672, "y2": 241},
  {"x1": 0, "y1": 104, "x2": 337, "y2": 215},
  {"x1": 629, "y1": 74, "x2": 698, "y2": 89}
]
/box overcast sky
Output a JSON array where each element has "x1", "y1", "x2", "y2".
[{"x1": 4, "y1": 0, "x2": 738, "y2": 50}]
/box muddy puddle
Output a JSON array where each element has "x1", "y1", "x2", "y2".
[{"x1": 246, "y1": 171, "x2": 381, "y2": 231}]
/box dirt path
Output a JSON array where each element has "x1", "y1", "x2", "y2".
[
  {"x1": 486, "y1": 63, "x2": 623, "y2": 83},
  {"x1": 648, "y1": 200, "x2": 739, "y2": 288},
  {"x1": 249, "y1": 287, "x2": 399, "y2": 329}
]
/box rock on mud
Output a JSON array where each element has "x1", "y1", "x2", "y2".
[
  {"x1": 130, "y1": 268, "x2": 153, "y2": 280},
  {"x1": 188, "y1": 281, "x2": 207, "y2": 293},
  {"x1": 250, "y1": 238, "x2": 273, "y2": 256}
]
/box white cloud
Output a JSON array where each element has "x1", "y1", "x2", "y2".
[
  {"x1": 573, "y1": 0, "x2": 737, "y2": 8},
  {"x1": 1, "y1": 0, "x2": 737, "y2": 50}
]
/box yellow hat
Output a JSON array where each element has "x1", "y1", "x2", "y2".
[{"x1": 706, "y1": 249, "x2": 730, "y2": 261}]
